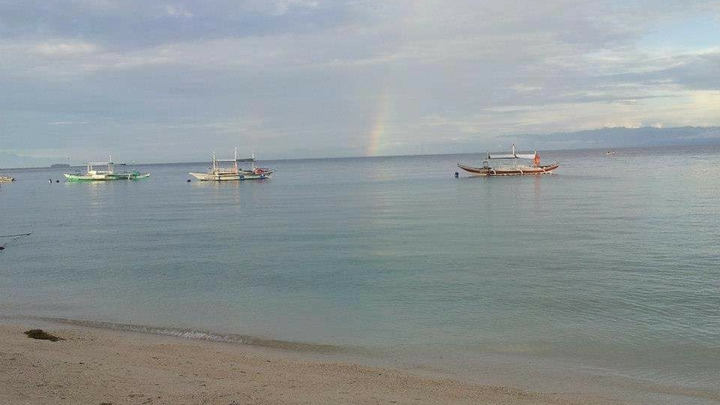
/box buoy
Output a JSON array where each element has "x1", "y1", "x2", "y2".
[
  {"x1": 454, "y1": 172, "x2": 459, "y2": 178},
  {"x1": 56, "y1": 180, "x2": 59, "y2": 183},
  {"x1": 49, "y1": 179, "x2": 52, "y2": 183}
]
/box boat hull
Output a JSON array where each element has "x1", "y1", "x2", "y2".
[
  {"x1": 189, "y1": 171, "x2": 272, "y2": 181},
  {"x1": 63, "y1": 172, "x2": 150, "y2": 181},
  {"x1": 457, "y1": 162, "x2": 559, "y2": 176},
  {"x1": 0, "y1": 176, "x2": 14, "y2": 183}
]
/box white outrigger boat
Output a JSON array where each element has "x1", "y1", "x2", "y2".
[
  {"x1": 189, "y1": 149, "x2": 272, "y2": 181},
  {"x1": 458, "y1": 144, "x2": 559, "y2": 176},
  {"x1": 63, "y1": 157, "x2": 150, "y2": 181}
]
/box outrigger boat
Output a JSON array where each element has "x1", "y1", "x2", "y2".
[
  {"x1": 189, "y1": 149, "x2": 272, "y2": 181},
  {"x1": 457, "y1": 144, "x2": 559, "y2": 176},
  {"x1": 63, "y1": 157, "x2": 149, "y2": 181}
]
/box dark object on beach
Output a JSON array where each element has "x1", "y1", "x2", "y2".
[{"x1": 24, "y1": 329, "x2": 64, "y2": 342}]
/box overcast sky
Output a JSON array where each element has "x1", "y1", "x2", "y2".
[{"x1": 1, "y1": 0, "x2": 719, "y2": 165}]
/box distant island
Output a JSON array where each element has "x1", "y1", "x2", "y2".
[{"x1": 50, "y1": 163, "x2": 71, "y2": 168}]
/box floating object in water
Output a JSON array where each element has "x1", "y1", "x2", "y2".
[
  {"x1": 64, "y1": 156, "x2": 149, "y2": 181},
  {"x1": 190, "y1": 149, "x2": 273, "y2": 181},
  {"x1": 187, "y1": 179, "x2": 191, "y2": 182},
  {"x1": 458, "y1": 144, "x2": 559, "y2": 176},
  {"x1": 454, "y1": 172, "x2": 459, "y2": 178}
]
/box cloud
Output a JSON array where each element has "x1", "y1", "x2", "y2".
[
  {"x1": 33, "y1": 41, "x2": 99, "y2": 56},
  {"x1": 1, "y1": 0, "x2": 720, "y2": 163},
  {"x1": 259, "y1": 0, "x2": 320, "y2": 16},
  {"x1": 164, "y1": 4, "x2": 193, "y2": 19}
]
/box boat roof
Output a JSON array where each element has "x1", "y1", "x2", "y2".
[
  {"x1": 488, "y1": 153, "x2": 536, "y2": 160},
  {"x1": 87, "y1": 161, "x2": 126, "y2": 165},
  {"x1": 214, "y1": 158, "x2": 255, "y2": 162}
]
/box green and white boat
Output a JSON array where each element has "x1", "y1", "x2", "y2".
[{"x1": 64, "y1": 157, "x2": 149, "y2": 181}]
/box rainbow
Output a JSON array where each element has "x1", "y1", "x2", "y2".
[{"x1": 366, "y1": 88, "x2": 393, "y2": 156}]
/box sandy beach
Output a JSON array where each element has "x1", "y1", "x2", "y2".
[{"x1": 0, "y1": 323, "x2": 624, "y2": 405}]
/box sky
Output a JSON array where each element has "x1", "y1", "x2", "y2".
[{"x1": 1, "y1": 0, "x2": 719, "y2": 166}]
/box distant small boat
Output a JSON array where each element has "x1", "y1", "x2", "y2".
[
  {"x1": 457, "y1": 144, "x2": 559, "y2": 176},
  {"x1": 190, "y1": 149, "x2": 272, "y2": 181},
  {"x1": 0, "y1": 174, "x2": 14, "y2": 182},
  {"x1": 606, "y1": 150, "x2": 615, "y2": 155},
  {"x1": 63, "y1": 156, "x2": 149, "y2": 181}
]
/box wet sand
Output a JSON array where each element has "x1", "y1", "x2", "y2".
[{"x1": 0, "y1": 323, "x2": 624, "y2": 405}]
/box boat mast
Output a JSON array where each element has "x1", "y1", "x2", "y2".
[
  {"x1": 212, "y1": 151, "x2": 217, "y2": 172},
  {"x1": 234, "y1": 147, "x2": 238, "y2": 173}
]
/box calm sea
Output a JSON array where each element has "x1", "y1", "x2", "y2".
[{"x1": 1, "y1": 146, "x2": 719, "y2": 404}]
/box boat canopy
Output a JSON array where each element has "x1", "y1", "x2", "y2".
[
  {"x1": 87, "y1": 161, "x2": 126, "y2": 165},
  {"x1": 488, "y1": 144, "x2": 537, "y2": 160},
  {"x1": 488, "y1": 153, "x2": 515, "y2": 159},
  {"x1": 214, "y1": 148, "x2": 255, "y2": 163},
  {"x1": 488, "y1": 153, "x2": 536, "y2": 160}
]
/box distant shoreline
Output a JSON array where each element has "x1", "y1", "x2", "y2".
[{"x1": 3, "y1": 142, "x2": 720, "y2": 170}]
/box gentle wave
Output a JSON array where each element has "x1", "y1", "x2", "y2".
[{"x1": 2, "y1": 315, "x2": 356, "y2": 354}]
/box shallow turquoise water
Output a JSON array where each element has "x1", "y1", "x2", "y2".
[{"x1": 1, "y1": 146, "x2": 719, "y2": 401}]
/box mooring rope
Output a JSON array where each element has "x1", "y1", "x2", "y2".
[{"x1": 0, "y1": 232, "x2": 32, "y2": 250}]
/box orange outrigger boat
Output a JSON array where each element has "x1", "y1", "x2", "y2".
[{"x1": 457, "y1": 144, "x2": 559, "y2": 176}]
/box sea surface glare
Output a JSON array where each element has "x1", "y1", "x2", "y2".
[{"x1": 1, "y1": 146, "x2": 719, "y2": 404}]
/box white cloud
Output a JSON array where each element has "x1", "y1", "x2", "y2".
[
  {"x1": 1, "y1": 0, "x2": 720, "y2": 162},
  {"x1": 33, "y1": 41, "x2": 99, "y2": 56},
  {"x1": 48, "y1": 121, "x2": 89, "y2": 125},
  {"x1": 164, "y1": 4, "x2": 192, "y2": 18},
  {"x1": 241, "y1": 0, "x2": 320, "y2": 16}
]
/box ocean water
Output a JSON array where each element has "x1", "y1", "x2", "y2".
[{"x1": 1, "y1": 146, "x2": 719, "y2": 403}]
